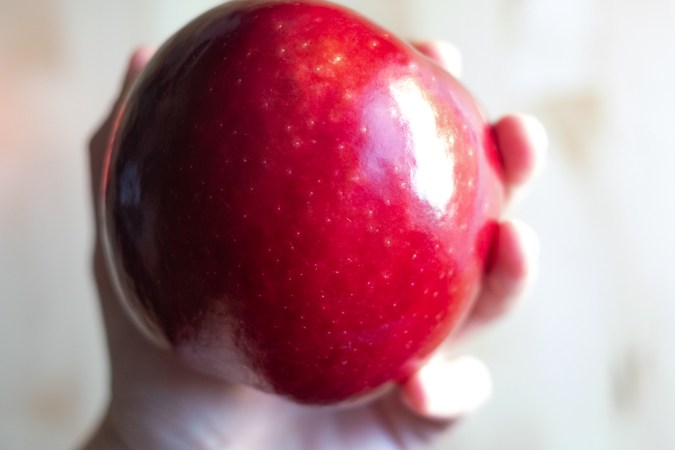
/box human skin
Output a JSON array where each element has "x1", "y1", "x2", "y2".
[{"x1": 82, "y1": 41, "x2": 545, "y2": 450}]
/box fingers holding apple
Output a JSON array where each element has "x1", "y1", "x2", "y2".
[
  {"x1": 456, "y1": 113, "x2": 546, "y2": 337},
  {"x1": 398, "y1": 201, "x2": 542, "y2": 423},
  {"x1": 456, "y1": 114, "x2": 546, "y2": 338},
  {"x1": 396, "y1": 221, "x2": 538, "y2": 422},
  {"x1": 401, "y1": 40, "x2": 546, "y2": 422},
  {"x1": 414, "y1": 41, "x2": 547, "y2": 334}
]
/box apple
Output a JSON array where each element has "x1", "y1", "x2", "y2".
[{"x1": 101, "y1": 0, "x2": 504, "y2": 404}]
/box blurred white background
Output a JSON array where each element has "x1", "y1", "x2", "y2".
[{"x1": 1, "y1": 0, "x2": 674, "y2": 449}]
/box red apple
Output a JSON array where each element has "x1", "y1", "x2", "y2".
[{"x1": 101, "y1": 0, "x2": 504, "y2": 404}]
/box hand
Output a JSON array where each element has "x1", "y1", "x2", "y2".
[{"x1": 83, "y1": 43, "x2": 546, "y2": 450}]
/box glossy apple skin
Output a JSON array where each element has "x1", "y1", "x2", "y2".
[{"x1": 102, "y1": 0, "x2": 504, "y2": 404}]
